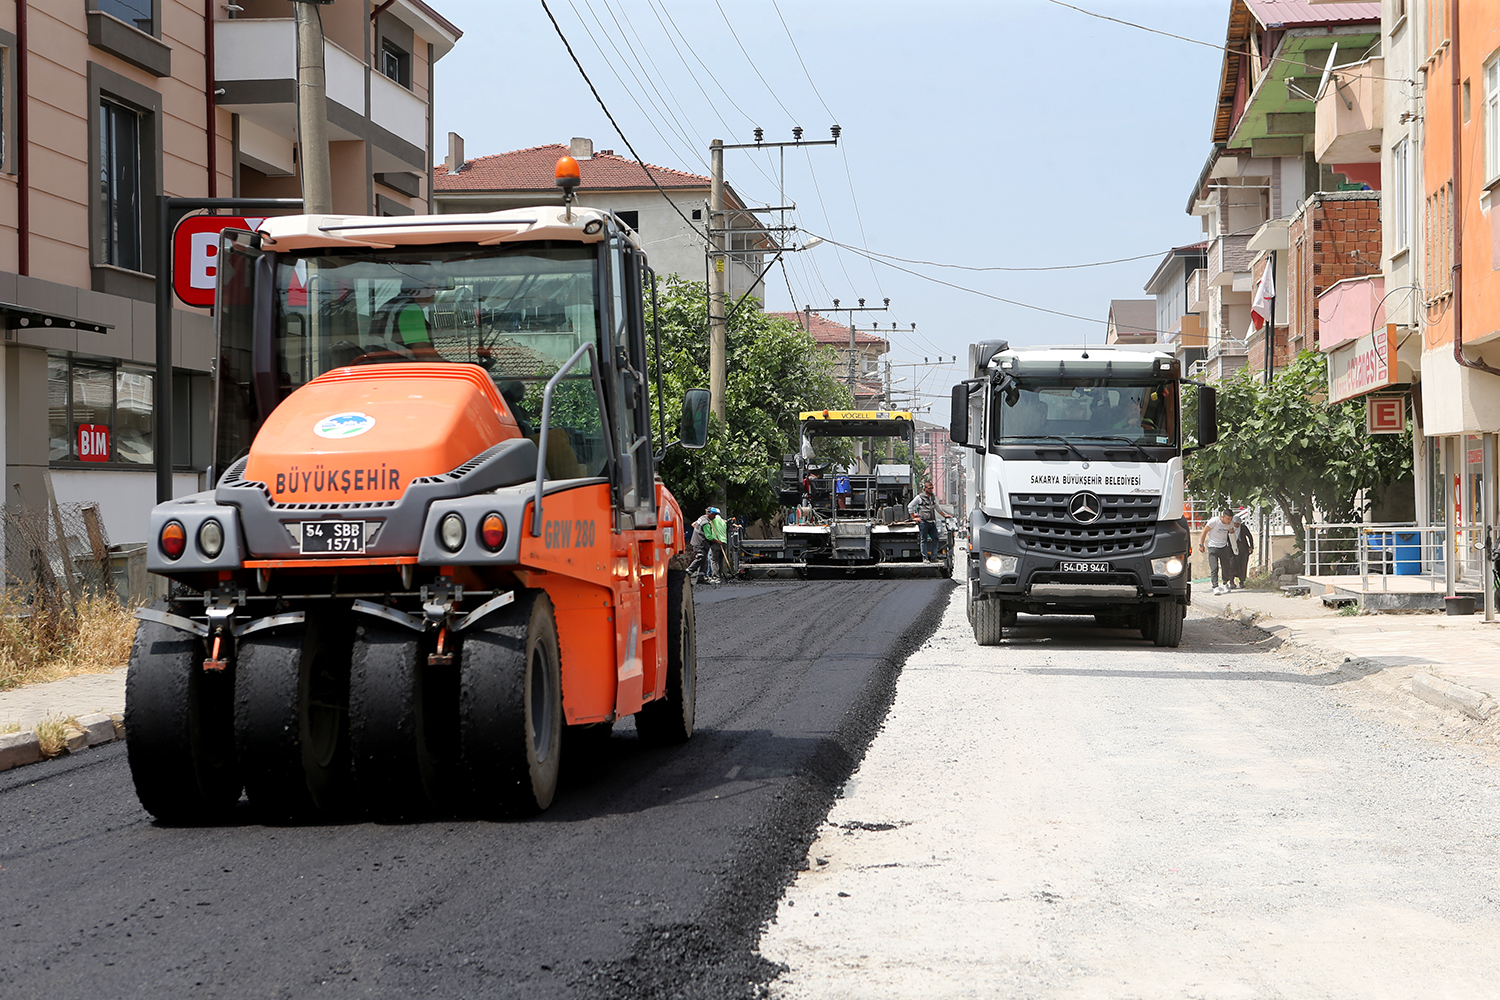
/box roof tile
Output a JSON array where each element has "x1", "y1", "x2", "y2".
[{"x1": 435, "y1": 144, "x2": 712, "y2": 192}]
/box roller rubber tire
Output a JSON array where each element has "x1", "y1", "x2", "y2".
[
  {"x1": 457, "y1": 590, "x2": 563, "y2": 817},
  {"x1": 636, "y1": 570, "x2": 696, "y2": 746},
  {"x1": 125, "y1": 611, "x2": 242, "y2": 824},
  {"x1": 1150, "y1": 602, "x2": 1185, "y2": 648},
  {"x1": 348, "y1": 623, "x2": 441, "y2": 820},
  {"x1": 973, "y1": 598, "x2": 1005, "y2": 646},
  {"x1": 235, "y1": 618, "x2": 349, "y2": 820}
]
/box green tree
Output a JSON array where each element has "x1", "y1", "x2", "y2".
[
  {"x1": 1184, "y1": 350, "x2": 1412, "y2": 545},
  {"x1": 646, "y1": 274, "x2": 852, "y2": 519}
]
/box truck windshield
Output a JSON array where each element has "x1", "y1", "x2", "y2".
[
  {"x1": 992, "y1": 380, "x2": 1178, "y2": 447},
  {"x1": 272, "y1": 241, "x2": 608, "y2": 477}
]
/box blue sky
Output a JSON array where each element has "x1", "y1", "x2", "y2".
[{"x1": 431, "y1": 1, "x2": 1227, "y2": 411}]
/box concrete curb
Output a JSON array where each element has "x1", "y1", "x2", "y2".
[
  {"x1": 1206, "y1": 606, "x2": 1498, "y2": 725},
  {"x1": 1412, "y1": 673, "x2": 1499, "y2": 722},
  {"x1": 0, "y1": 713, "x2": 125, "y2": 773}
]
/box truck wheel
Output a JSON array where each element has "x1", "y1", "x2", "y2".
[
  {"x1": 125, "y1": 612, "x2": 241, "y2": 824},
  {"x1": 1149, "y1": 603, "x2": 1185, "y2": 648},
  {"x1": 348, "y1": 623, "x2": 441, "y2": 819},
  {"x1": 973, "y1": 598, "x2": 1005, "y2": 646},
  {"x1": 636, "y1": 570, "x2": 696, "y2": 745},
  {"x1": 458, "y1": 590, "x2": 562, "y2": 816},
  {"x1": 235, "y1": 619, "x2": 350, "y2": 820}
]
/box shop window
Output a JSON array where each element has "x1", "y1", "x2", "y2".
[{"x1": 48, "y1": 352, "x2": 155, "y2": 467}]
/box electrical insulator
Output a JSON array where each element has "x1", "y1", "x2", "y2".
[
  {"x1": 754, "y1": 127, "x2": 763, "y2": 142},
  {"x1": 831, "y1": 124, "x2": 841, "y2": 139},
  {"x1": 792, "y1": 126, "x2": 804, "y2": 140}
]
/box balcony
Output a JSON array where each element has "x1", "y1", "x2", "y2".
[
  {"x1": 1208, "y1": 234, "x2": 1253, "y2": 287},
  {"x1": 1186, "y1": 268, "x2": 1208, "y2": 313},
  {"x1": 216, "y1": 19, "x2": 428, "y2": 172},
  {"x1": 1315, "y1": 58, "x2": 1383, "y2": 164}
]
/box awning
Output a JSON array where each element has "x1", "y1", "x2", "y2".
[{"x1": 0, "y1": 302, "x2": 112, "y2": 335}]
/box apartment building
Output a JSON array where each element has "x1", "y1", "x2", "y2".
[
  {"x1": 1142, "y1": 242, "x2": 1207, "y2": 372},
  {"x1": 0, "y1": 0, "x2": 458, "y2": 544}
]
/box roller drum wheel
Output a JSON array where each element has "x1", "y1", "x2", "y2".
[
  {"x1": 348, "y1": 623, "x2": 441, "y2": 820},
  {"x1": 636, "y1": 570, "x2": 696, "y2": 746},
  {"x1": 235, "y1": 617, "x2": 350, "y2": 820},
  {"x1": 125, "y1": 611, "x2": 242, "y2": 824},
  {"x1": 458, "y1": 590, "x2": 562, "y2": 817}
]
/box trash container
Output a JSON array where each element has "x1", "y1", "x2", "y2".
[
  {"x1": 1366, "y1": 532, "x2": 1393, "y2": 574},
  {"x1": 1393, "y1": 531, "x2": 1421, "y2": 576}
]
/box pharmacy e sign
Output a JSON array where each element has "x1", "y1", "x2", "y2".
[
  {"x1": 1365, "y1": 395, "x2": 1406, "y2": 434},
  {"x1": 1327, "y1": 324, "x2": 1397, "y2": 403}
]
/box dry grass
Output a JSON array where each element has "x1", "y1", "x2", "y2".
[
  {"x1": 1, "y1": 721, "x2": 18, "y2": 734},
  {"x1": 0, "y1": 592, "x2": 138, "y2": 692},
  {"x1": 34, "y1": 716, "x2": 74, "y2": 757}
]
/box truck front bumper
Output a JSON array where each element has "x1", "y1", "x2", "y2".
[{"x1": 970, "y1": 516, "x2": 1191, "y2": 613}]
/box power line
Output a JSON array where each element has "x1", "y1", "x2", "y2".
[
  {"x1": 713, "y1": 0, "x2": 796, "y2": 122},
  {"x1": 539, "y1": 0, "x2": 708, "y2": 246},
  {"x1": 802, "y1": 234, "x2": 1166, "y2": 272}
]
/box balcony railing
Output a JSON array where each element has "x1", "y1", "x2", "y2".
[
  {"x1": 1208, "y1": 234, "x2": 1253, "y2": 285},
  {"x1": 1186, "y1": 268, "x2": 1208, "y2": 313}
]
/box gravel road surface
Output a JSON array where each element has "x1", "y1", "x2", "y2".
[
  {"x1": 759, "y1": 590, "x2": 1500, "y2": 999},
  {"x1": 0, "y1": 579, "x2": 949, "y2": 999}
]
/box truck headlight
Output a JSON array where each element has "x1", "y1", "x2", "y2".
[
  {"x1": 984, "y1": 553, "x2": 1017, "y2": 575},
  {"x1": 1151, "y1": 555, "x2": 1186, "y2": 577}
]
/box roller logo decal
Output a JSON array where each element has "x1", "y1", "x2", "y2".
[
  {"x1": 314, "y1": 412, "x2": 376, "y2": 439},
  {"x1": 276, "y1": 464, "x2": 402, "y2": 495}
]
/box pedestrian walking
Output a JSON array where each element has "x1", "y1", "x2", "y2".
[
  {"x1": 1231, "y1": 513, "x2": 1255, "y2": 589},
  {"x1": 701, "y1": 507, "x2": 730, "y2": 583},
  {"x1": 1198, "y1": 508, "x2": 1238, "y2": 595},
  {"x1": 907, "y1": 480, "x2": 951, "y2": 562}
]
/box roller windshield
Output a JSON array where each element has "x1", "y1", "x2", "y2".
[
  {"x1": 991, "y1": 380, "x2": 1178, "y2": 447},
  {"x1": 271, "y1": 241, "x2": 608, "y2": 477}
]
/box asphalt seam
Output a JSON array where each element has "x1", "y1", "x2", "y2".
[{"x1": 0, "y1": 713, "x2": 125, "y2": 772}]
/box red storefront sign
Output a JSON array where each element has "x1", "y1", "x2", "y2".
[
  {"x1": 171, "y1": 215, "x2": 266, "y2": 307},
  {"x1": 77, "y1": 423, "x2": 110, "y2": 462}
]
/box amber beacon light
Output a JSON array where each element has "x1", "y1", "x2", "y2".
[{"x1": 556, "y1": 156, "x2": 581, "y2": 220}]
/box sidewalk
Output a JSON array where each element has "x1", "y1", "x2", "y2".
[
  {"x1": 1192, "y1": 581, "x2": 1500, "y2": 721},
  {"x1": 0, "y1": 668, "x2": 127, "y2": 771}
]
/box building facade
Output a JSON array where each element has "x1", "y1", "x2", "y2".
[{"x1": 0, "y1": 0, "x2": 458, "y2": 546}]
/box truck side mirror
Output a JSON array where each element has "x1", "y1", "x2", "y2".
[
  {"x1": 1197, "y1": 385, "x2": 1218, "y2": 448},
  {"x1": 950, "y1": 383, "x2": 969, "y2": 446},
  {"x1": 678, "y1": 388, "x2": 710, "y2": 449}
]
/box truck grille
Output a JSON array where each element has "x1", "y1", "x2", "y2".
[{"x1": 1009, "y1": 493, "x2": 1158, "y2": 557}]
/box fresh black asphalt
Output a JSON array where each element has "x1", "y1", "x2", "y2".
[{"x1": 0, "y1": 578, "x2": 951, "y2": 999}]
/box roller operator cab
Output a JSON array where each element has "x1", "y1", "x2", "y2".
[
  {"x1": 125, "y1": 192, "x2": 712, "y2": 823},
  {"x1": 950, "y1": 340, "x2": 1218, "y2": 648}
]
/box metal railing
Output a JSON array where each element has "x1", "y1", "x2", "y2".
[{"x1": 1302, "y1": 521, "x2": 1489, "y2": 591}]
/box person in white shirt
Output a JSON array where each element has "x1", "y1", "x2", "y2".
[{"x1": 1198, "y1": 509, "x2": 1239, "y2": 595}]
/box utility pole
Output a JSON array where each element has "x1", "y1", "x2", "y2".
[
  {"x1": 807, "y1": 298, "x2": 890, "y2": 396},
  {"x1": 707, "y1": 127, "x2": 839, "y2": 426},
  {"x1": 709, "y1": 139, "x2": 727, "y2": 425},
  {"x1": 291, "y1": 0, "x2": 334, "y2": 214}
]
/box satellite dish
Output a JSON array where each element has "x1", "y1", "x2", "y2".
[{"x1": 1315, "y1": 43, "x2": 1340, "y2": 101}]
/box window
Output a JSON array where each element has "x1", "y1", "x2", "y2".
[
  {"x1": 1392, "y1": 138, "x2": 1410, "y2": 250},
  {"x1": 381, "y1": 40, "x2": 410, "y2": 88},
  {"x1": 99, "y1": 99, "x2": 142, "y2": 271},
  {"x1": 96, "y1": 0, "x2": 152, "y2": 33},
  {"x1": 1425, "y1": 181, "x2": 1454, "y2": 301},
  {"x1": 48, "y1": 353, "x2": 155, "y2": 466},
  {"x1": 615, "y1": 210, "x2": 639, "y2": 232},
  {"x1": 1486, "y1": 55, "x2": 1500, "y2": 183}
]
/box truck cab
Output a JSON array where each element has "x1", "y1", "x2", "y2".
[{"x1": 950, "y1": 340, "x2": 1217, "y2": 647}]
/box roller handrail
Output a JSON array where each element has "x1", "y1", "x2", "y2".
[{"x1": 531, "y1": 342, "x2": 600, "y2": 537}]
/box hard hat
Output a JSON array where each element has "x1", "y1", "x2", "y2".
[{"x1": 707, "y1": 506, "x2": 720, "y2": 514}]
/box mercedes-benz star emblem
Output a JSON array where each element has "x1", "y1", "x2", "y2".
[{"x1": 1067, "y1": 491, "x2": 1103, "y2": 524}]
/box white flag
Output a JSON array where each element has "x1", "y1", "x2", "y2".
[{"x1": 1250, "y1": 264, "x2": 1275, "y2": 330}]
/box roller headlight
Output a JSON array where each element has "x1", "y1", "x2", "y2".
[
  {"x1": 1151, "y1": 555, "x2": 1186, "y2": 577},
  {"x1": 438, "y1": 513, "x2": 466, "y2": 552},
  {"x1": 480, "y1": 512, "x2": 507, "y2": 552},
  {"x1": 984, "y1": 553, "x2": 1017, "y2": 576},
  {"x1": 159, "y1": 521, "x2": 186, "y2": 560},
  {"x1": 197, "y1": 519, "x2": 224, "y2": 559}
]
